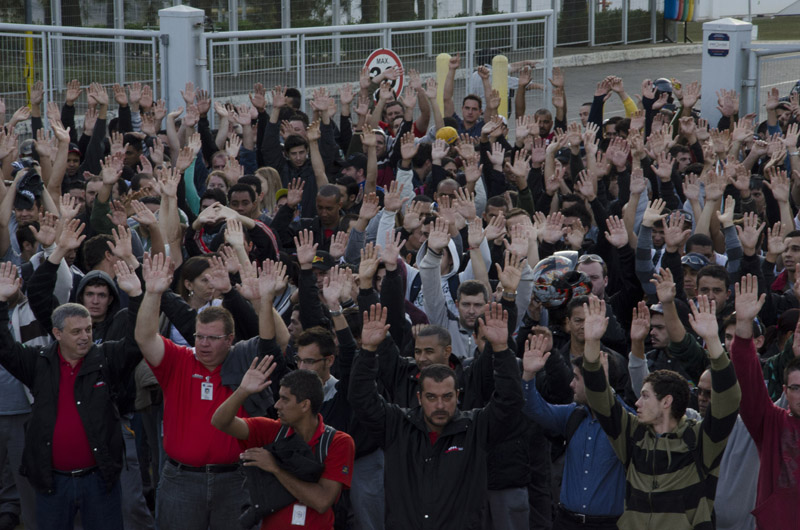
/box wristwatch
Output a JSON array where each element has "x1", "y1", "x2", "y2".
[
  {"x1": 502, "y1": 290, "x2": 517, "y2": 301},
  {"x1": 329, "y1": 306, "x2": 343, "y2": 317}
]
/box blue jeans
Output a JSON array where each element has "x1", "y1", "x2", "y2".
[
  {"x1": 350, "y1": 448, "x2": 385, "y2": 530},
  {"x1": 156, "y1": 459, "x2": 248, "y2": 530},
  {"x1": 35, "y1": 471, "x2": 122, "y2": 530}
]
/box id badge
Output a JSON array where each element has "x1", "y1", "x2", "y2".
[
  {"x1": 201, "y1": 381, "x2": 213, "y2": 400},
  {"x1": 291, "y1": 504, "x2": 307, "y2": 525}
]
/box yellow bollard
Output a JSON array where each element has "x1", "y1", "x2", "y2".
[
  {"x1": 25, "y1": 31, "x2": 34, "y2": 106},
  {"x1": 436, "y1": 53, "x2": 451, "y2": 116},
  {"x1": 492, "y1": 54, "x2": 509, "y2": 118}
]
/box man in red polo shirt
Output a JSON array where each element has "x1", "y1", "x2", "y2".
[
  {"x1": 134, "y1": 253, "x2": 282, "y2": 529},
  {"x1": 211, "y1": 268, "x2": 353, "y2": 530}
]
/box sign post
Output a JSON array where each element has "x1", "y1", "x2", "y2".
[{"x1": 364, "y1": 48, "x2": 404, "y2": 102}]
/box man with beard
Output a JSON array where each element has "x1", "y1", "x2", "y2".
[{"x1": 349, "y1": 303, "x2": 523, "y2": 529}]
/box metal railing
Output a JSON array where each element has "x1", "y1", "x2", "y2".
[
  {"x1": 744, "y1": 44, "x2": 800, "y2": 123},
  {"x1": 552, "y1": 0, "x2": 661, "y2": 47},
  {"x1": 202, "y1": 10, "x2": 554, "y2": 127},
  {"x1": 0, "y1": 23, "x2": 161, "y2": 133}
]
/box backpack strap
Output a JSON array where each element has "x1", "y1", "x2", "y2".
[
  {"x1": 565, "y1": 406, "x2": 588, "y2": 444},
  {"x1": 274, "y1": 425, "x2": 290, "y2": 442},
  {"x1": 315, "y1": 425, "x2": 337, "y2": 463}
]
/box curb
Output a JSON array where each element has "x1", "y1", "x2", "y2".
[{"x1": 554, "y1": 44, "x2": 702, "y2": 68}]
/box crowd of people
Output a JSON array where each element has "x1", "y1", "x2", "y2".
[{"x1": 0, "y1": 49, "x2": 797, "y2": 530}]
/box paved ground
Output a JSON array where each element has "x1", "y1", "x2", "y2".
[{"x1": 559, "y1": 52, "x2": 702, "y2": 120}]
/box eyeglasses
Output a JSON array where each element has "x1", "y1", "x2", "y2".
[
  {"x1": 577, "y1": 254, "x2": 604, "y2": 265},
  {"x1": 786, "y1": 384, "x2": 800, "y2": 393},
  {"x1": 293, "y1": 355, "x2": 326, "y2": 367},
  {"x1": 694, "y1": 388, "x2": 711, "y2": 398},
  {"x1": 194, "y1": 334, "x2": 229, "y2": 343}
]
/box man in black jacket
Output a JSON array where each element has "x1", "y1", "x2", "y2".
[
  {"x1": 349, "y1": 302, "x2": 524, "y2": 530},
  {"x1": 0, "y1": 260, "x2": 142, "y2": 529}
]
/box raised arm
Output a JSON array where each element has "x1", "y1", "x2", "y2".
[
  {"x1": 135, "y1": 253, "x2": 172, "y2": 368},
  {"x1": 443, "y1": 54, "x2": 459, "y2": 119}
]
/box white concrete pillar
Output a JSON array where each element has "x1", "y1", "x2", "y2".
[
  {"x1": 159, "y1": 5, "x2": 206, "y2": 111},
  {"x1": 700, "y1": 17, "x2": 752, "y2": 125}
]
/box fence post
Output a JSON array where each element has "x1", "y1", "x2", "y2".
[
  {"x1": 622, "y1": 0, "x2": 628, "y2": 44},
  {"x1": 333, "y1": 0, "x2": 341, "y2": 65},
  {"x1": 50, "y1": 0, "x2": 64, "y2": 91},
  {"x1": 650, "y1": 0, "x2": 657, "y2": 43},
  {"x1": 114, "y1": 0, "x2": 126, "y2": 85},
  {"x1": 228, "y1": 0, "x2": 239, "y2": 76},
  {"x1": 589, "y1": 0, "x2": 595, "y2": 46},
  {"x1": 511, "y1": 0, "x2": 519, "y2": 51},
  {"x1": 425, "y1": 0, "x2": 434, "y2": 57},
  {"x1": 281, "y1": 0, "x2": 291, "y2": 72},
  {"x1": 700, "y1": 17, "x2": 752, "y2": 125},
  {"x1": 158, "y1": 5, "x2": 205, "y2": 111},
  {"x1": 551, "y1": 0, "x2": 558, "y2": 47}
]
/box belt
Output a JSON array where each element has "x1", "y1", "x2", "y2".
[
  {"x1": 167, "y1": 457, "x2": 239, "y2": 474},
  {"x1": 558, "y1": 505, "x2": 619, "y2": 525},
  {"x1": 53, "y1": 466, "x2": 98, "y2": 478}
]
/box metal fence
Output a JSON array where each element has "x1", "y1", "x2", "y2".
[
  {"x1": 203, "y1": 10, "x2": 553, "y2": 128},
  {"x1": 744, "y1": 44, "x2": 800, "y2": 123},
  {"x1": 0, "y1": 23, "x2": 161, "y2": 134},
  {"x1": 552, "y1": 0, "x2": 661, "y2": 47}
]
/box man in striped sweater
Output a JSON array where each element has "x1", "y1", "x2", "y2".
[{"x1": 582, "y1": 294, "x2": 741, "y2": 529}]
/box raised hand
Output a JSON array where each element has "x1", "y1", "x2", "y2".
[
  {"x1": 322, "y1": 266, "x2": 347, "y2": 308},
  {"x1": 0, "y1": 262, "x2": 21, "y2": 303},
  {"x1": 286, "y1": 177, "x2": 305, "y2": 208},
  {"x1": 29, "y1": 211, "x2": 59, "y2": 248},
  {"x1": 205, "y1": 256, "x2": 232, "y2": 295},
  {"x1": 293, "y1": 229, "x2": 318, "y2": 268},
  {"x1": 630, "y1": 300, "x2": 651, "y2": 342},
  {"x1": 478, "y1": 302, "x2": 509, "y2": 350},
  {"x1": 383, "y1": 180, "x2": 408, "y2": 213},
  {"x1": 663, "y1": 212, "x2": 690, "y2": 253},
  {"x1": 734, "y1": 274, "x2": 765, "y2": 329},
  {"x1": 359, "y1": 192, "x2": 380, "y2": 223},
  {"x1": 651, "y1": 268, "x2": 676, "y2": 304},
  {"x1": 521, "y1": 333, "x2": 551, "y2": 381},
  {"x1": 239, "y1": 355, "x2": 276, "y2": 396},
  {"x1": 114, "y1": 260, "x2": 143, "y2": 296},
  {"x1": 328, "y1": 231, "x2": 349, "y2": 261},
  {"x1": 496, "y1": 251, "x2": 525, "y2": 293},
  {"x1": 65, "y1": 79, "x2": 83, "y2": 105},
  {"x1": 688, "y1": 295, "x2": 719, "y2": 342},
  {"x1": 427, "y1": 217, "x2": 450, "y2": 253},
  {"x1": 361, "y1": 304, "x2": 390, "y2": 350},
  {"x1": 604, "y1": 216, "x2": 629, "y2": 249},
  {"x1": 107, "y1": 225, "x2": 134, "y2": 261},
  {"x1": 641, "y1": 198, "x2": 667, "y2": 228},
  {"x1": 381, "y1": 230, "x2": 406, "y2": 271},
  {"x1": 735, "y1": 212, "x2": 765, "y2": 255},
  {"x1": 583, "y1": 295, "x2": 609, "y2": 342},
  {"x1": 359, "y1": 242, "x2": 381, "y2": 287},
  {"x1": 142, "y1": 253, "x2": 172, "y2": 294},
  {"x1": 258, "y1": 259, "x2": 289, "y2": 300},
  {"x1": 56, "y1": 218, "x2": 86, "y2": 252}
]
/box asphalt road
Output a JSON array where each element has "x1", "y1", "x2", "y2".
[{"x1": 557, "y1": 53, "x2": 703, "y2": 122}]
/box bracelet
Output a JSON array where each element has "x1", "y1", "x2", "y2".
[
  {"x1": 329, "y1": 306, "x2": 343, "y2": 317},
  {"x1": 341, "y1": 298, "x2": 355, "y2": 308},
  {"x1": 428, "y1": 248, "x2": 443, "y2": 257}
]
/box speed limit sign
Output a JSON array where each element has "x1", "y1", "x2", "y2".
[{"x1": 364, "y1": 48, "x2": 404, "y2": 102}]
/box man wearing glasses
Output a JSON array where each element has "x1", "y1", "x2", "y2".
[
  {"x1": 134, "y1": 254, "x2": 281, "y2": 530},
  {"x1": 730, "y1": 275, "x2": 800, "y2": 529}
]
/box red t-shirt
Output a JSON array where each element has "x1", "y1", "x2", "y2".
[
  {"x1": 148, "y1": 337, "x2": 247, "y2": 466},
  {"x1": 52, "y1": 352, "x2": 96, "y2": 470},
  {"x1": 240, "y1": 415, "x2": 355, "y2": 530}
]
